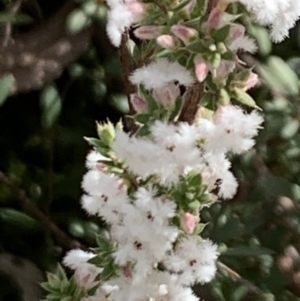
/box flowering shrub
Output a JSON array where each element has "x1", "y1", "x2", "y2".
[{"x1": 42, "y1": 1, "x2": 300, "y2": 301}]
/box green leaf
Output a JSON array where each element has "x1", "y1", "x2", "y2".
[
  {"x1": 280, "y1": 118, "x2": 299, "y2": 139},
  {"x1": 212, "y1": 25, "x2": 230, "y2": 43},
  {"x1": 172, "y1": 0, "x2": 190, "y2": 12},
  {"x1": 135, "y1": 113, "x2": 150, "y2": 124},
  {"x1": 101, "y1": 260, "x2": 117, "y2": 281},
  {"x1": 232, "y1": 87, "x2": 260, "y2": 109},
  {"x1": 0, "y1": 208, "x2": 38, "y2": 230},
  {"x1": 223, "y1": 246, "x2": 274, "y2": 256},
  {"x1": 187, "y1": 40, "x2": 206, "y2": 53},
  {"x1": 189, "y1": 173, "x2": 202, "y2": 187},
  {"x1": 67, "y1": 9, "x2": 89, "y2": 34},
  {"x1": 260, "y1": 56, "x2": 299, "y2": 95},
  {"x1": 248, "y1": 25, "x2": 272, "y2": 56},
  {"x1": 201, "y1": 93, "x2": 217, "y2": 110},
  {"x1": 40, "y1": 84, "x2": 62, "y2": 129},
  {"x1": 61, "y1": 297, "x2": 72, "y2": 301},
  {"x1": 136, "y1": 125, "x2": 150, "y2": 137},
  {"x1": 56, "y1": 264, "x2": 68, "y2": 282},
  {"x1": 41, "y1": 282, "x2": 56, "y2": 293},
  {"x1": 169, "y1": 97, "x2": 183, "y2": 120},
  {"x1": 0, "y1": 12, "x2": 33, "y2": 24},
  {"x1": 0, "y1": 74, "x2": 15, "y2": 106},
  {"x1": 219, "y1": 88, "x2": 230, "y2": 105},
  {"x1": 195, "y1": 0, "x2": 208, "y2": 18}
]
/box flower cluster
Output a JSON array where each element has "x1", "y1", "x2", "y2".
[{"x1": 42, "y1": 1, "x2": 297, "y2": 301}]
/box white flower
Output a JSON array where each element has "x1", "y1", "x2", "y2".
[
  {"x1": 228, "y1": 34, "x2": 257, "y2": 53},
  {"x1": 130, "y1": 59, "x2": 194, "y2": 89},
  {"x1": 85, "y1": 150, "x2": 109, "y2": 170},
  {"x1": 205, "y1": 105, "x2": 263, "y2": 154},
  {"x1": 106, "y1": 0, "x2": 145, "y2": 47},
  {"x1": 63, "y1": 249, "x2": 95, "y2": 269},
  {"x1": 170, "y1": 237, "x2": 219, "y2": 285},
  {"x1": 63, "y1": 250, "x2": 102, "y2": 289},
  {"x1": 239, "y1": 0, "x2": 300, "y2": 42}
]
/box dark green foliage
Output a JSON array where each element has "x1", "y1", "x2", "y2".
[{"x1": 1, "y1": 0, "x2": 300, "y2": 300}]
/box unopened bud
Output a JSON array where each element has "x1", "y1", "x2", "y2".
[
  {"x1": 152, "y1": 83, "x2": 179, "y2": 108},
  {"x1": 181, "y1": 212, "x2": 199, "y2": 234},
  {"x1": 157, "y1": 34, "x2": 176, "y2": 49},
  {"x1": 229, "y1": 23, "x2": 245, "y2": 41},
  {"x1": 171, "y1": 25, "x2": 198, "y2": 45},
  {"x1": 206, "y1": 8, "x2": 222, "y2": 29},
  {"x1": 134, "y1": 26, "x2": 164, "y2": 40},
  {"x1": 245, "y1": 72, "x2": 259, "y2": 90},
  {"x1": 97, "y1": 121, "x2": 115, "y2": 146},
  {"x1": 130, "y1": 94, "x2": 148, "y2": 113},
  {"x1": 194, "y1": 55, "x2": 209, "y2": 82}
]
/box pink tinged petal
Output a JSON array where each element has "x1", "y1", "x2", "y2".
[
  {"x1": 130, "y1": 93, "x2": 148, "y2": 113},
  {"x1": 122, "y1": 266, "x2": 132, "y2": 279},
  {"x1": 229, "y1": 23, "x2": 245, "y2": 41},
  {"x1": 213, "y1": 105, "x2": 227, "y2": 125},
  {"x1": 194, "y1": 55, "x2": 209, "y2": 82},
  {"x1": 216, "y1": 60, "x2": 235, "y2": 79},
  {"x1": 152, "y1": 83, "x2": 180, "y2": 108},
  {"x1": 171, "y1": 25, "x2": 198, "y2": 45},
  {"x1": 184, "y1": 0, "x2": 196, "y2": 15},
  {"x1": 156, "y1": 34, "x2": 176, "y2": 49},
  {"x1": 134, "y1": 26, "x2": 163, "y2": 39},
  {"x1": 206, "y1": 8, "x2": 222, "y2": 29},
  {"x1": 96, "y1": 162, "x2": 107, "y2": 171},
  {"x1": 117, "y1": 180, "x2": 127, "y2": 192},
  {"x1": 126, "y1": 1, "x2": 145, "y2": 15},
  {"x1": 245, "y1": 72, "x2": 259, "y2": 90},
  {"x1": 181, "y1": 212, "x2": 199, "y2": 234}
]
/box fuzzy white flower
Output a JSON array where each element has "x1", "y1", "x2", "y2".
[
  {"x1": 206, "y1": 105, "x2": 263, "y2": 154},
  {"x1": 239, "y1": 0, "x2": 300, "y2": 42},
  {"x1": 106, "y1": 0, "x2": 145, "y2": 47},
  {"x1": 164, "y1": 237, "x2": 219, "y2": 285},
  {"x1": 130, "y1": 59, "x2": 194, "y2": 89},
  {"x1": 63, "y1": 250, "x2": 102, "y2": 289}
]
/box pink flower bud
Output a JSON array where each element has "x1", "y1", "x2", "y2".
[
  {"x1": 126, "y1": 0, "x2": 145, "y2": 22},
  {"x1": 184, "y1": 0, "x2": 196, "y2": 16},
  {"x1": 126, "y1": 1, "x2": 144, "y2": 14},
  {"x1": 152, "y1": 83, "x2": 179, "y2": 108},
  {"x1": 130, "y1": 94, "x2": 148, "y2": 113},
  {"x1": 194, "y1": 55, "x2": 209, "y2": 82},
  {"x1": 206, "y1": 8, "x2": 222, "y2": 29},
  {"x1": 171, "y1": 25, "x2": 198, "y2": 45},
  {"x1": 134, "y1": 26, "x2": 163, "y2": 40},
  {"x1": 156, "y1": 34, "x2": 176, "y2": 49},
  {"x1": 245, "y1": 72, "x2": 259, "y2": 90},
  {"x1": 229, "y1": 23, "x2": 245, "y2": 41},
  {"x1": 216, "y1": 60, "x2": 235, "y2": 79},
  {"x1": 181, "y1": 212, "x2": 199, "y2": 234}
]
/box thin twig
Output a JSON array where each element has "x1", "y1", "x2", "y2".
[
  {"x1": 217, "y1": 261, "x2": 265, "y2": 297},
  {"x1": 2, "y1": 0, "x2": 23, "y2": 47},
  {"x1": 0, "y1": 171, "x2": 86, "y2": 250}
]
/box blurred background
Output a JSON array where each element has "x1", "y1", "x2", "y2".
[{"x1": 1, "y1": 0, "x2": 300, "y2": 300}]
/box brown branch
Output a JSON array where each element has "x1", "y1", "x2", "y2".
[
  {"x1": 178, "y1": 82, "x2": 205, "y2": 124},
  {"x1": 119, "y1": 32, "x2": 136, "y2": 107},
  {"x1": 118, "y1": 32, "x2": 138, "y2": 132},
  {"x1": 0, "y1": 1, "x2": 93, "y2": 94},
  {"x1": 0, "y1": 171, "x2": 86, "y2": 250},
  {"x1": 178, "y1": 0, "x2": 219, "y2": 123}
]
